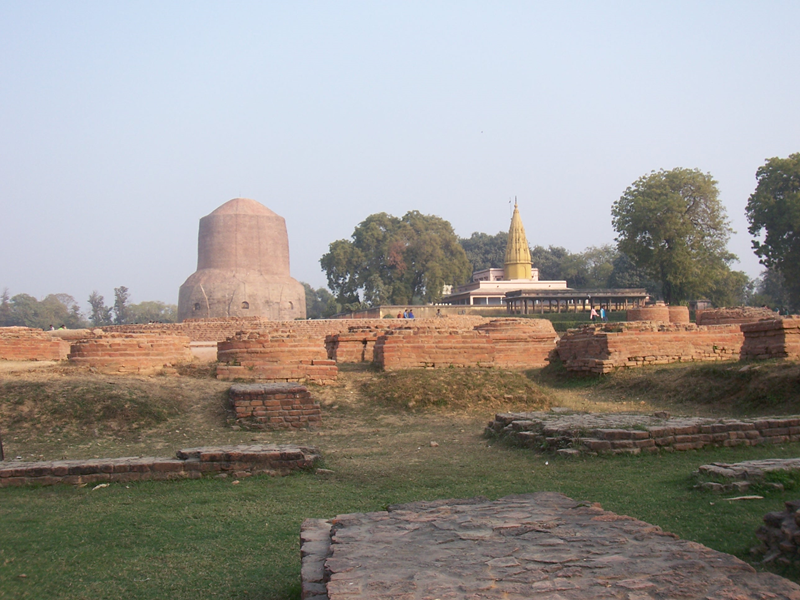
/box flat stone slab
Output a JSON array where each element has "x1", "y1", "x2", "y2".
[
  {"x1": 696, "y1": 458, "x2": 800, "y2": 493},
  {"x1": 488, "y1": 411, "x2": 800, "y2": 454},
  {"x1": 301, "y1": 492, "x2": 800, "y2": 599}
]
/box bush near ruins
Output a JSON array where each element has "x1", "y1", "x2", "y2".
[{"x1": 361, "y1": 367, "x2": 550, "y2": 412}]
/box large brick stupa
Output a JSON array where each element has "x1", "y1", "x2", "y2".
[{"x1": 177, "y1": 198, "x2": 306, "y2": 321}]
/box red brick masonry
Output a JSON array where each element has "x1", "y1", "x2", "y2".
[
  {"x1": 741, "y1": 317, "x2": 800, "y2": 360},
  {"x1": 0, "y1": 444, "x2": 320, "y2": 487},
  {"x1": 229, "y1": 383, "x2": 322, "y2": 429},
  {"x1": 557, "y1": 322, "x2": 744, "y2": 373},
  {"x1": 0, "y1": 327, "x2": 70, "y2": 361},
  {"x1": 488, "y1": 412, "x2": 800, "y2": 454},
  {"x1": 371, "y1": 318, "x2": 556, "y2": 371},
  {"x1": 217, "y1": 331, "x2": 338, "y2": 383},
  {"x1": 68, "y1": 333, "x2": 193, "y2": 373}
]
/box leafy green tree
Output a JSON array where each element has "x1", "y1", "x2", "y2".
[
  {"x1": 459, "y1": 231, "x2": 507, "y2": 271},
  {"x1": 128, "y1": 301, "x2": 178, "y2": 323},
  {"x1": 113, "y1": 286, "x2": 131, "y2": 325},
  {"x1": 530, "y1": 245, "x2": 570, "y2": 281},
  {"x1": 0, "y1": 289, "x2": 13, "y2": 326},
  {"x1": 750, "y1": 268, "x2": 790, "y2": 311},
  {"x1": 88, "y1": 291, "x2": 113, "y2": 326},
  {"x1": 704, "y1": 269, "x2": 752, "y2": 308},
  {"x1": 745, "y1": 153, "x2": 800, "y2": 311},
  {"x1": 607, "y1": 253, "x2": 661, "y2": 297},
  {"x1": 559, "y1": 245, "x2": 618, "y2": 289},
  {"x1": 321, "y1": 211, "x2": 472, "y2": 306},
  {"x1": 612, "y1": 168, "x2": 735, "y2": 304},
  {"x1": 0, "y1": 292, "x2": 87, "y2": 329},
  {"x1": 302, "y1": 283, "x2": 340, "y2": 319}
]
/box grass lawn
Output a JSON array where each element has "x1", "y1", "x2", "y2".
[{"x1": 2, "y1": 361, "x2": 800, "y2": 599}]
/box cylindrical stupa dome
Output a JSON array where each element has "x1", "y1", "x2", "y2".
[{"x1": 178, "y1": 198, "x2": 306, "y2": 322}]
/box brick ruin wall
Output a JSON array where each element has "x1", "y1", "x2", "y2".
[
  {"x1": 326, "y1": 316, "x2": 488, "y2": 364},
  {"x1": 624, "y1": 305, "x2": 689, "y2": 324},
  {"x1": 0, "y1": 444, "x2": 320, "y2": 488},
  {"x1": 216, "y1": 331, "x2": 338, "y2": 384},
  {"x1": 557, "y1": 322, "x2": 744, "y2": 374},
  {"x1": 372, "y1": 318, "x2": 557, "y2": 371},
  {"x1": 102, "y1": 317, "x2": 369, "y2": 343},
  {"x1": 741, "y1": 317, "x2": 800, "y2": 360},
  {"x1": 0, "y1": 327, "x2": 70, "y2": 361},
  {"x1": 489, "y1": 412, "x2": 800, "y2": 455},
  {"x1": 697, "y1": 306, "x2": 779, "y2": 326},
  {"x1": 229, "y1": 383, "x2": 321, "y2": 429},
  {"x1": 68, "y1": 333, "x2": 193, "y2": 373}
]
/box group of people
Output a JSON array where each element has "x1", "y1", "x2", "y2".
[
  {"x1": 397, "y1": 309, "x2": 415, "y2": 319},
  {"x1": 589, "y1": 307, "x2": 608, "y2": 323}
]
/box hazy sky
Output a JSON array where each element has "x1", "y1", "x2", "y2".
[{"x1": 2, "y1": 2, "x2": 798, "y2": 309}]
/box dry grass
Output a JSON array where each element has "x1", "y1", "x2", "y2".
[{"x1": 361, "y1": 367, "x2": 551, "y2": 412}]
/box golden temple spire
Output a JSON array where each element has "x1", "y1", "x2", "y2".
[{"x1": 504, "y1": 198, "x2": 532, "y2": 280}]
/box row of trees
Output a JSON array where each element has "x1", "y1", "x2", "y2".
[
  {"x1": 319, "y1": 154, "x2": 800, "y2": 312},
  {"x1": 0, "y1": 287, "x2": 177, "y2": 330}
]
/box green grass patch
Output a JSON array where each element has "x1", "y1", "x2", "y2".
[
  {"x1": 361, "y1": 367, "x2": 551, "y2": 411},
  {"x1": 3, "y1": 442, "x2": 800, "y2": 598}
]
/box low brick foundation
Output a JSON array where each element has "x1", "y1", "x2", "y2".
[
  {"x1": 627, "y1": 305, "x2": 671, "y2": 322},
  {"x1": 741, "y1": 317, "x2": 800, "y2": 360},
  {"x1": 371, "y1": 318, "x2": 556, "y2": 371},
  {"x1": 229, "y1": 383, "x2": 321, "y2": 429},
  {"x1": 68, "y1": 333, "x2": 193, "y2": 373},
  {"x1": 697, "y1": 306, "x2": 779, "y2": 326},
  {"x1": 556, "y1": 322, "x2": 744, "y2": 373},
  {"x1": 217, "y1": 331, "x2": 337, "y2": 383},
  {"x1": 487, "y1": 411, "x2": 800, "y2": 454},
  {"x1": 695, "y1": 458, "x2": 800, "y2": 493},
  {"x1": 325, "y1": 317, "x2": 489, "y2": 364},
  {"x1": 0, "y1": 444, "x2": 321, "y2": 487},
  {"x1": 0, "y1": 327, "x2": 70, "y2": 361}
]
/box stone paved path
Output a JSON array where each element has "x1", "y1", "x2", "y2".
[{"x1": 302, "y1": 492, "x2": 800, "y2": 599}]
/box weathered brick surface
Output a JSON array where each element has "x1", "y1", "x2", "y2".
[
  {"x1": 217, "y1": 331, "x2": 338, "y2": 383},
  {"x1": 741, "y1": 317, "x2": 800, "y2": 360},
  {"x1": 326, "y1": 317, "x2": 487, "y2": 364},
  {"x1": 488, "y1": 411, "x2": 800, "y2": 454},
  {"x1": 697, "y1": 306, "x2": 779, "y2": 326},
  {"x1": 68, "y1": 333, "x2": 193, "y2": 373},
  {"x1": 0, "y1": 444, "x2": 320, "y2": 487},
  {"x1": 0, "y1": 327, "x2": 70, "y2": 361},
  {"x1": 229, "y1": 383, "x2": 321, "y2": 429},
  {"x1": 557, "y1": 322, "x2": 744, "y2": 373},
  {"x1": 668, "y1": 305, "x2": 690, "y2": 324},
  {"x1": 302, "y1": 493, "x2": 800, "y2": 600},
  {"x1": 627, "y1": 305, "x2": 671, "y2": 322},
  {"x1": 371, "y1": 318, "x2": 556, "y2": 371}
]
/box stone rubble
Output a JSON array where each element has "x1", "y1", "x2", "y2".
[
  {"x1": 753, "y1": 499, "x2": 800, "y2": 566},
  {"x1": 301, "y1": 492, "x2": 800, "y2": 599},
  {"x1": 696, "y1": 458, "x2": 800, "y2": 493}
]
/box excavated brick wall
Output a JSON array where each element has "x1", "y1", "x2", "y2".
[
  {"x1": 741, "y1": 317, "x2": 800, "y2": 360},
  {"x1": 103, "y1": 317, "x2": 360, "y2": 343},
  {"x1": 627, "y1": 306, "x2": 671, "y2": 322},
  {"x1": 0, "y1": 327, "x2": 70, "y2": 361},
  {"x1": 696, "y1": 307, "x2": 778, "y2": 326},
  {"x1": 0, "y1": 444, "x2": 320, "y2": 487},
  {"x1": 557, "y1": 323, "x2": 744, "y2": 373},
  {"x1": 68, "y1": 333, "x2": 193, "y2": 373},
  {"x1": 668, "y1": 306, "x2": 690, "y2": 324},
  {"x1": 474, "y1": 318, "x2": 557, "y2": 369},
  {"x1": 216, "y1": 331, "x2": 337, "y2": 383},
  {"x1": 326, "y1": 316, "x2": 488, "y2": 363},
  {"x1": 372, "y1": 318, "x2": 556, "y2": 371},
  {"x1": 229, "y1": 383, "x2": 321, "y2": 429}
]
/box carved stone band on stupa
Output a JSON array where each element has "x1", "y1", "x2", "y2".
[{"x1": 177, "y1": 198, "x2": 306, "y2": 322}]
